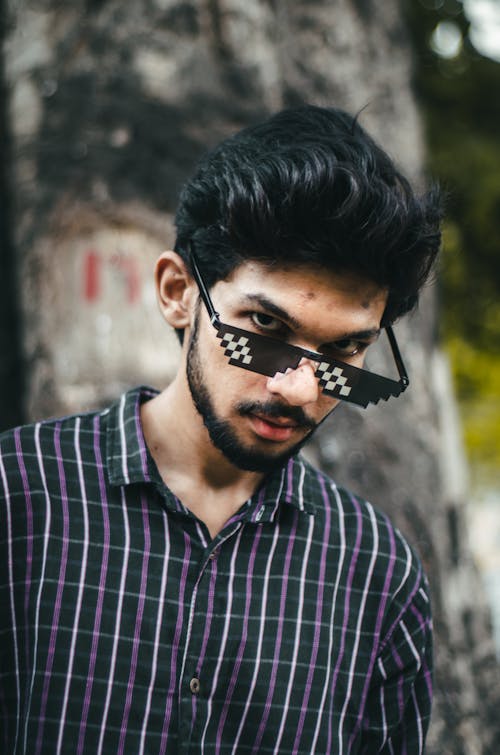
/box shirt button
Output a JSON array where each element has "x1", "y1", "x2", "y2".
[
  {"x1": 190, "y1": 677, "x2": 201, "y2": 695},
  {"x1": 208, "y1": 549, "x2": 218, "y2": 561}
]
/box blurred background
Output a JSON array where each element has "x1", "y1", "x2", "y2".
[
  {"x1": 1, "y1": 0, "x2": 499, "y2": 751},
  {"x1": 405, "y1": 0, "x2": 500, "y2": 680}
]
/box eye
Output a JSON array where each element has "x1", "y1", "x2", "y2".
[
  {"x1": 250, "y1": 312, "x2": 285, "y2": 334},
  {"x1": 328, "y1": 339, "x2": 368, "y2": 358}
]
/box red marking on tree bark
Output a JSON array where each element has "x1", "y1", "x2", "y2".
[
  {"x1": 122, "y1": 257, "x2": 140, "y2": 304},
  {"x1": 83, "y1": 250, "x2": 100, "y2": 302}
]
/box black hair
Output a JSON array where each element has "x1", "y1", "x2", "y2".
[{"x1": 174, "y1": 104, "x2": 442, "y2": 326}]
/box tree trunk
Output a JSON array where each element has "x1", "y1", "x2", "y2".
[
  {"x1": 3, "y1": 0, "x2": 499, "y2": 750},
  {"x1": 0, "y1": 0, "x2": 24, "y2": 430}
]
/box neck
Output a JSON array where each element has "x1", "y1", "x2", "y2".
[{"x1": 140, "y1": 375, "x2": 265, "y2": 537}]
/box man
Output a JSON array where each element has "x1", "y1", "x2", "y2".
[{"x1": 1, "y1": 105, "x2": 441, "y2": 753}]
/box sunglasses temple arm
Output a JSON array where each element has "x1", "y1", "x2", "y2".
[
  {"x1": 386, "y1": 326, "x2": 410, "y2": 389},
  {"x1": 189, "y1": 247, "x2": 221, "y2": 327}
]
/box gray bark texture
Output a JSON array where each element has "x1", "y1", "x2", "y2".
[{"x1": 3, "y1": 0, "x2": 500, "y2": 751}]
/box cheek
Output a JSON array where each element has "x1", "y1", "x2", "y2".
[
  {"x1": 316, "y1": 394, "x2": 340, "y2": 419},
  {"x1": 212, "y1": 358, "x2": 260, "y2": 397}
]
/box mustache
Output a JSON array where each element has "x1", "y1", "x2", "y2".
[{"x1": 237, "y1": 400, "x2": 317, "y2": 431}]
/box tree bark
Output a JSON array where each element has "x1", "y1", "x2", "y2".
[
  {"x1": 3, "y1": 0, "x2": 499, "y2": 750},
  {"x1": 0, "y1": 0, "x2": 25, "y2": 431}
]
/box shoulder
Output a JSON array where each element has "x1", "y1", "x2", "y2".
[
  {"x1": 0, "y1": 408, "x2": 105, "y2": 500},
  {"x1": 294, "y1": 452, "x2": 403, "y2": 539},
  {"x1": 293, "y1": 454, "x2": 430, "y2": 612},
  {"x1": 0, "y1": 384, "x2": 156, "y2": 500}
]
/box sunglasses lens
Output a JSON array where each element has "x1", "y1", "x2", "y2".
[
  {"x1": 217, "y1": 325, "x2": 302, "y2": 376},
  {"x1": 315, "y1": 362, "x2": 355, "y2": 399}
]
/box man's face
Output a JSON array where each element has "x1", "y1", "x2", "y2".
[{"x1": 185, "y1": 260, "x2": 388, "y2": 474}]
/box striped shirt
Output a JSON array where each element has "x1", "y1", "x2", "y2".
[{"x1": 0, "y1": 386, "x2": 433, "y2": 754}]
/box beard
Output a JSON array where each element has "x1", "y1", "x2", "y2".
[{"x1": 186, "y1": 310, "x2": 318, "y2": 474}]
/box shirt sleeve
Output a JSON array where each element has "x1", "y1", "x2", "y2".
[{"x1": 360, "y1": 570, "x2": 434, "y2": 754}]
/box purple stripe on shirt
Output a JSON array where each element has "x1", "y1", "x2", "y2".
[
  {"x1": 14, "y1": 429, "x2": 34, "y2": 685},
  {"x1": 160, "y1": 531, "x2": 192, "y2": 752},
  {"x1": 395, "y1": 642, "x2": 405, "y2": 712},
  {"x1": 55, "y1": 418, "x2": 91, "y2": 755},
  {"x1": 117, "y1": 492, "x2": 152, "y2": 755},
  {"x1": 216, "y1": 525, "x2": 263, "y2": 753},
  {"x1": 35, "y1": 423, "x2": 71, "y2": 755},
  {"x1": 139, "y1": 509, "x2": 171, "y2": 755},
  {"x1": 410, "y1": 604, "x2": 433, "y2": 702},
  {"x1": 252, "y1": 508, "x2": 299, "y2": 753},
  {"x1": 386, "y1": 639, "x2": 406, "y2": 741},
  {"x1": 77, "y1": 415, "x2": 111, "y2": 755},
  {"x1": 199, "y1": 525, "x2": 245, "y2": 752},
  {"x1": 96, "y1": 487, "x2": 131, "y2": 755},
  {"x1": 326, "y1": 491, "x2": 364, "y2": 753},
  {"x1": 380, "y1": 558, "x2": 422, "y2": 652},
  {"x1": 348, "y1": 506, "x2": 397, "y2": 749},
  {"x1": 292, "y1": 476, "x2": 332, "y2": 753}
]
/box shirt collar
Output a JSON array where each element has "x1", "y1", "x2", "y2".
[
  {"x1": 248, "y1": 456, "x2": 318, "y2": 520},
  {"x1": 106, "y1": 386, "x2": 318, "y2": 517},
  {"x1": 106, "y1": 386, "x2": 159, "y2": 487}
]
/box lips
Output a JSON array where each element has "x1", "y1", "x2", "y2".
[{"x1": 249, "y1": 413, "x2": 300, "y2": 442}]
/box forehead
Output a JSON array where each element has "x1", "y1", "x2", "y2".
[{"x1": 214, "y1": 260, "x2": 388, "y2": 326}]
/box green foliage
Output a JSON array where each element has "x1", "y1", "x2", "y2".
[
  {"x1": 447, "y1": 333, "x2": 500, "y2": 485},
  {"x1": 447, "y1": 337, "x2": 500, "y2": 401},
  {"x1": 402, "y1": 0, "x2": 500, "y2": 485}
]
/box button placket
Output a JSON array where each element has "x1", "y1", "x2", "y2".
[{"x1": 179, "y1": 522, "x2": 243, "y2": 748}]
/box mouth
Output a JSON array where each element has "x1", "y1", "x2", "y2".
[{"x1": 248, "y1": 412, "x2": 303, "y2": 442}]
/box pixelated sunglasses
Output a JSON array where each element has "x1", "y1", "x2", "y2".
[{"x1": 190, "y1": 251, "x2": 409, "y2": 408}]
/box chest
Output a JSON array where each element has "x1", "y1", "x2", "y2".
[{"x1": 3, "y1": 486, "x2": 386, "y2": 753}]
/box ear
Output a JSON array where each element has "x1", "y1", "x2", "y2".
[{"x1": 155, "y1": 251, "x2": 196, "y2": 329}]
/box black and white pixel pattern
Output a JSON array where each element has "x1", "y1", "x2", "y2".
[
  {"x1": 220, "y1": 331, "x2": 253, "y2": 365},
  {"x1": 315, "y1": 362, "x2": 352, "y2": 397}
]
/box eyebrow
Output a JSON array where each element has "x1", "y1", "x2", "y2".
[
  {"x1": 328, "y1": 328, "x2": 382, "y2": 342},
  {"x1": 242, "y1": 293, "x2": 382, "y2": 343},
  {"x1": 242, "y1": 293, "x2": 302, "y2": 329}
]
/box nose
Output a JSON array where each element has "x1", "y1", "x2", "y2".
[{"x1": 266, "y1": 359, "x2": 319, "y2": 406}]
